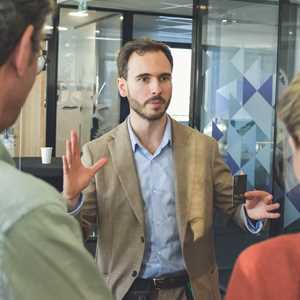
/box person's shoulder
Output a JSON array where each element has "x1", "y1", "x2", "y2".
[
  {"x1": 0, "y1": 160, "x2": 64, "y2": 233},
  {"x1": 0, "y1": 160, "x2": 60, "y2": 201},
  {"x1": 238, "y1": 233, "x2": 300, "y2": 267}
]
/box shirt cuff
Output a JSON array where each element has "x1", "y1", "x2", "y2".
[
  {"x1": 68, "y1": 193, "x2": 84, "y2": 216},
  {"x1": 241, "y1": 205, "x2": 264, "y2": 234}
]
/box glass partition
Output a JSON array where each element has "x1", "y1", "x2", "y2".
[
  {"x1": 133, "y1": 15, "x2": 192, "y2": 44},
  {"x1": 55, "y1": 8, "x2": 122, "y2": 156},
  {"x1": 193, "y1": 0, "x2": 279, "y2": 290}
]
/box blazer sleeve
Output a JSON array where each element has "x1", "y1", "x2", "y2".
[
  {"x1": 211, "y1": 139, "x2": 245, "y2": 228},
  {"x1": 79, "y1": 143, "x2": 98, "y2": 239}
]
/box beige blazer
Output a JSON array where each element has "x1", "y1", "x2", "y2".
[{"x1": 80, "y1": 119, "x2": 244, "y2": 300}]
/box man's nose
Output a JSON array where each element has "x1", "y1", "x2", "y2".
[{"x1": 150, "y1": 79, "x2": 162, "y2": 95}]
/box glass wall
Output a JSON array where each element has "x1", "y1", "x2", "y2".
[
  {"x1": 55, "y1": 8, "x2": 122, "y2": 156},
  {"x1": 192, "y1": 0, "x2": 280, "y2": 290}
]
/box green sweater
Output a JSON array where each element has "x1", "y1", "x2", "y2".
[{"x1": 0, "y1": 142, "x2": 113, "y2": 300}]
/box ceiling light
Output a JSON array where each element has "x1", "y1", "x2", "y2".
[
  {"x1": 87, "y1": 37, "x2": 121, "y2": 41},
  {"x1": 69, "y1": 11, "x2": 88, "y2": 17},
  {"x1": 120, "y1": 16, "x2": 124, "y2": 21},
  {"x1": 44, "y1": 25, "x2": 53, "y2": 30},
  {"x1": 199, "y1": 5, "x2": 208, "y2": 10},
  {"x1": 58, "y1": 26, "x2": 68, "y2": 31}
]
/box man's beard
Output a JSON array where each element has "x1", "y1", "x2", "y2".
[{"x1": 127, "y1": 93, "x2": 171, "y2": 121}]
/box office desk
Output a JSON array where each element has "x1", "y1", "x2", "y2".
[{"x1": 14, "y1": 157, "x2": 63, "y2": 192}]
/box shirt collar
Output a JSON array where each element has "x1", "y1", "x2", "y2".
[{"x1": 127, "y1": 116, "x2": 172, "y2": 153}]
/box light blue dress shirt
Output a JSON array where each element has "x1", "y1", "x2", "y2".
[{"x1": 127, "y1": 117, "x2": 185, "y2": 278}]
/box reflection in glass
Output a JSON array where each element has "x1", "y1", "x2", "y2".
[
  {"x1": 200, "y1": 0, "x2": 278, "y2": 192},
  {"x1": 56, "y1": 8, "x2": 122, "y2": 156},
  {"x1": 133, "y1": 15, "x2": 192, "y2": 44}
]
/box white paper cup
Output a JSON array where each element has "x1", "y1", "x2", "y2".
[{"x1": 41, "y1": 147, "x2": 53, "y2": 164}]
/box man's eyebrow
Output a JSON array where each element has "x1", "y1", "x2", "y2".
[
  {"x1": 160, "y1": 73, "x2": 172, "y2": 77},
  {"x1": 135, "y1": 73, "x2": 151, "y2": 78},
  {"x1": 135, "y1": 72, "x2": 172, "y2": 78}
]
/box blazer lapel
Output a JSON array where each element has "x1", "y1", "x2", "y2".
[
  {"x1": 108, "y1": 121, "x2": 144, "y2": 225},
  {"x1": 172, "y1": 119, "x2": 192, "y2": 240}
]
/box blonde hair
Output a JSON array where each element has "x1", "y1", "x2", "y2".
[{"x1": 278, "y1": 74, "x2": 300, "y2": 147}]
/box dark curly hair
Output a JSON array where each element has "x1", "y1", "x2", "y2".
[{"x1": 0, "y1": 0, "x2": 54, "y2": 66}]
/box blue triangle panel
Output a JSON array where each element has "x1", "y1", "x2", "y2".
[
  {"x1": 258, "y1": 75, "x2": 273, "y2": 105},
  {"x1": 224, "y1": 152, "x2": 240, "y2": 174},
  {"x1": 216, "y1": 92, "x2": 229, "y2": 117},
  {"x1": 212, "y1": 121, "x2": 224, "y2": 141},
  {"x1": 286, "y1": 184, "x2": 300, "y2": 212},
  {"x1": 242, "y1": 77, "x2": 256, "y2": 105}
]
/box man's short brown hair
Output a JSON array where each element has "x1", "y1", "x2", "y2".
[
  {"x1": 0, "y1": 0, "x2": 54, "y2": 66},
  {"x1": 117, "y1": 39, "x2": 173, "y2": 79}
]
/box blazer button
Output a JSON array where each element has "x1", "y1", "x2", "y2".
[
  {"x1": 140, "y1": 236, "x2": 145, "y2": 243},
  {"x1": 131, "y1": 270, "x2": 138, "y2": 277}
]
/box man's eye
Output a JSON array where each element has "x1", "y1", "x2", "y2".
[
  {"x1": 160, "y1": 76, "x2": 171, "y2": 81},
  {"x1": 139, "y1": 77, "x2": 149, "y2": 82}
]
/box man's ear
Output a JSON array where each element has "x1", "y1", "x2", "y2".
[
  {"x1": 12, "y1": 25, "x2": 35, "y2": 77},
  {"x1": 117, "y1": 77, "x2": 128, "y2": 97}
]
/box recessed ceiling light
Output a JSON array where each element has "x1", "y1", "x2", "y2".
[
  {"x1": 199, "y1": 5, "x2": 208, "y2": 10},
  {"x1": 69, "y1": 11, "x2": 89, "y2": 17},
  {"x1": 58, "y1": 26, "x2": 68, "y2": 31},
  {"x1": 120, "y1": 16, "x2": 124, "y2": 21},
  {"x1": 44, "y1": 25, "x2": 53, "y2": 30}
]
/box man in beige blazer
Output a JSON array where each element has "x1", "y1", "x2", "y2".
[{"x1": 63, "y1": 39, "x2": 280, "y2": 300}]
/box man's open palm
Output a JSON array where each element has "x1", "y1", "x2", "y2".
[{"x1": 63, "y1": 130, "x2": 107, "y2": 209}]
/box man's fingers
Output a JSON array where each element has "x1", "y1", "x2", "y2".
[
  {"x1": 90, "y1": 157, "x2": 108, "y2": 175},
  {"x1": 265, "y1": 212, "x2": 280, "y2": 219},
  {"x1": 65, "y1": 139, "x2": 72, "y2": 168},
  {"x1": 70, "y1": 129, "x2": 80, "y2": 158},
  {"x1": 62, "y1": 155, "x2": 69, "y2": 175},
  {"x1": 245, "y1": 190, "x2": 272, "y2": 201},
  {"x1": 266, "y1": 203, "x2": 280, "y2": 211}
]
